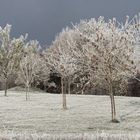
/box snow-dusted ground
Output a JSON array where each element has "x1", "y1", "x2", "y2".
[
  {"x1": 0, "y1": 132, "x2": 140, "y2": 140},
  {"x1": 0, "y1": 90, "x2": 140, "y2": 135}
]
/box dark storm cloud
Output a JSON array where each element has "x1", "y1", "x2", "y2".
[{"x1": 0, "y1": 0, "x2": 140, "y2": 45}]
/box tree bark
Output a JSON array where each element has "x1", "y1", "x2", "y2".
[
  {"x1": 25, "y1": 85, "x2": 30, "y2": 101},
  {"x1": 109, "y1": 83, "x2": 119, "y2": 123},
  {"x1": 68, "y1": 79, "x2": 71, "y2": 95},
  {"x1": 81, "y1": 88, "x2": 84, "y2": 95},
  {"x1": 61, "y1": 77, "x2": 63, "y2": 95},
  {"x1": 44, "y1": 81, "x2": 47, "y2": 92},
  {"x1": 61, "y1": 77, "x2": 67, "y2": 110},
  {"x1": 25, "y1": 86, "x2": 28, "y2": 101},
  {"x1": 81, "y1": 81, "x2": 89, "y2": 95},
  {"x1": 4, "y1": 78, "x2": 8, "y2": 97},
  {"x1": 27, "y1": 85, "x2": 30, "y2": 100}
]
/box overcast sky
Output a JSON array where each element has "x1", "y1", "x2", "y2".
[{"x1": 0, "y1": 0, "x2": 140, "y2": 45}]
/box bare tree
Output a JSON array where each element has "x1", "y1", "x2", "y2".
[{"x1": 0, "y1": 24, "x2": 26, "y2": 96}]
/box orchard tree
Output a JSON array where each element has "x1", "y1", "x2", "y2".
[
  {"x1": 73, "y1": 16, "x2": 138, "y2": 122},
  {"x1": 0, "y1": 24, "x2": 26, "y2": 96}
]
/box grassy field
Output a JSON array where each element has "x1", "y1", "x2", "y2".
[{"x1": 0, "y1": 90, "x2": 140, "y2": 136}]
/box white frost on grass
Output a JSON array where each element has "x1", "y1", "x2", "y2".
[
  {"x1": 0, "y1": 90, "x2": 140, "y2": 135},
  {"x1": 0, "y1": 132, "x2": 140, "y2": 140}
]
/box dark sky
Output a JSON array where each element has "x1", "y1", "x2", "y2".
[{"x1": 0, "y1": 0, "x2": 140, "y2": 45}]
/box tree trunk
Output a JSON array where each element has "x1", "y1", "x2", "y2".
[
  {"x1": 4, "y1": 78, "x2": 8, "y2": 97},
  {"x1": 61, "y1": 77, "x2": 67, "y2": 110},
  {"x1": 61, "y1": 77, "x2": 63, "y2": 95},
  {"x1": 81, "y1": 81, "x2": 89, "y2": 95},
  {"x1": 109, "y1": 83, "x2": 119, "y2": 123},
  {"x1": 25, "y1": 85, "x2": 30, "y2": 101},
  {"x1": 27, "y1": 85, "x2": 30, "y2": 100},
  {"x1": 68, "y1": 79, "x2": 71, "y2": 95},
  {"x1": 81, "y1": 87, "x2": 84, "y2": 95},
  {"x1": 76, "y1": 84, "x2": 78, "y2": 95},
  {"x1": 44, "y1": 81, "x2": 47, "y2": 92},
  {"x1": 110, "y1": 94, "x2": 116, "y2": 121},
  {"x1": 25, "y1": 86, "x2": 28, "y2": 101}
]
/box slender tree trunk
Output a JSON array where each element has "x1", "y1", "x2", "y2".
[
  {"x1": 4, "y1": 78, "x2": 8, "y2": 97},
  {"x1": 61, "y1": 77, "x2": 67, "y2": 110},
  {"x1": 27, "y1": 85, "x2": 30, "y2": 100},
  {"x1": 25, "y1": 86, "x2": 28, "y2": 101},
  {"x1": 112, "y1": 95, "x2": 116, "y2": 118},
  {"x1": 81, "y1": 81, "x2": 89, "y2": 95},
  {"x1": 81, "y1": 87, "x2": 84, "y2": 95},
  {"x1": 110, "y1": 94, "x2": 115, "y2": 121},
  {"x1": 76, "y1": 84, "x2": 78, "y2": 95},
  {"x1": 109, "y1": 83, "x2": 119, "y2": 123},
  {"x1": 44, "y1": 81, "x2": 47, "y2": 92},
  {"x1": 68, "y1": 79, "x2": 71, "y2": 95},
  {"x1": 25, "y1": 85, "x2": 30, "y2": 101},
  {"x1": 81, "y1": 83, "x2": 84, "y2": 95},
  {"x1": 61, "y1": 77, "x2": 63, "y2": 95}
]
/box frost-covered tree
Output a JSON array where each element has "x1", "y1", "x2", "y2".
[
  {"x1": 0, "y1": 24, "x2": 26, "y2": 96},
  {"x1": 73, "y1": 16, "x2": 138, "y2": 122},
  {"x1": 132, "y1": 14, "x2": 140, "y2": 71},
  {"x1": 44, "y1": 28, "x2": 79, "y2": 109},
  {"x1": 17, "y1": 40, "x2": 46, "y2": 100}
]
